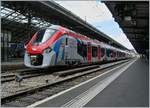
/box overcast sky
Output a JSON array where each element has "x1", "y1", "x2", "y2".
[{"x1": 54, "y1": 0, "x2": 135, "y2": 50}]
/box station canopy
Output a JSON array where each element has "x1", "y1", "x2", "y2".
[
  {"x1": 104, "y1": 1, "x2": 149, "y2": 55},
  {"x1": 1, "y1": 1, "x2": 129, "y2": 50}
]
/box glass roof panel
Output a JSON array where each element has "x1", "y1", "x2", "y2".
[{"x1": 1, "y1": 6, "x2": 51, "y2": 29}]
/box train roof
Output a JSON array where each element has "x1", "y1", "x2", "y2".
[
  {"x1": 48, "y1": 25, "x2": 61, "y2": 30},
  {"x1": 48, "y1": 25, "x2": 129, "y2": 54}
]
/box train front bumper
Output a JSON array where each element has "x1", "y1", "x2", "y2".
[{"x1": 24, "y1": 50, "x2": 56, "y2": 68}]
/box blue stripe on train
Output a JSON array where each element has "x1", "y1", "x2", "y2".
[
  {"x1": 53, "y1": 37, "x2": 64, "y2": 64},
  {"x1": 61, "y1": 47, "x2": 65, "y2": 60}
]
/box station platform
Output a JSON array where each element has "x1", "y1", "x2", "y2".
[
  {"x1": 85, "y1": 58, "x2": 149, "y2": 107},
  {"x1": 28, "y1": 58, "x2": 149, "y2": 107},
  {"x1": 1, "y1": 58, "x2": 25, "y2": 71}
]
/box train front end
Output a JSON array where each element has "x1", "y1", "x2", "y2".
[{"x1": 24, "y1": 27, "x2": 60, "y2": 68}]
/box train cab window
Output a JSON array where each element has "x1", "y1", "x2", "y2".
[
  {"x1": 33, "y1": 29, "x2": 56, "y2": 45},
  {"x1": 92, "y1": 46, "x2": 97, "y2": 57}
]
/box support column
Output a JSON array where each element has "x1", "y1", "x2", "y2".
[
  {"x1": 1, "y1": 31, "x2": 4, "y2": 61},
  {"x1": 4, "y1": 31, "x2": 8, "y2": 62},
  {"x1": 27, "y1": 12, "x2": 32, "y2": 39}
]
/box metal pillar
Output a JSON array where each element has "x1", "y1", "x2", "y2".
[
  {"x1": 1, "y1": 32, "x2": 4, "y2": 61},
  {"x1": 27, "y1": 12, "x2": 32, "y2": 39},
  {"x1": 3, "y1": 31, "x2": 8, "y2": 61}
]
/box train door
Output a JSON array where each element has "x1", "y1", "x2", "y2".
[
  {"x1": 64, "y1": 36, "x2": 68, "y2": 60},
  {"x1": 87, "y1": 42, "x2": 92, "y2": 64},
  {"x1": 98, "y1": 45, "x2": 101, "y2": 63}
]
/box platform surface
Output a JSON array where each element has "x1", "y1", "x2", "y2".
[
  {"x1": 27, "y1": 58, "x2": 149, "y2": 107},
  {"x1": 85, "y1": 58, "x2": 149, "y2": 107}
]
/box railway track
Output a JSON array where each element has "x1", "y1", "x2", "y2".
[
  {"x1": 1, "y1": 69, "x2": 43, "y2": 83},
  {"x1": 1, "y1": 65, "x2": 99, "y2": 83},
  {"x1": 1, "y1": 59, "x2": 131, "y2": 107},
  {"x1": 2, "y1": 60, "x2": 116, "y2": 83}
]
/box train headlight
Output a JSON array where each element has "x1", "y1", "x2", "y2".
[{"x1": 45, "y1": 47, "x2": 52, "y2": 53}]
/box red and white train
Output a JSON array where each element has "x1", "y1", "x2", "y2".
[{"x1": 24, "y1": 25, "x2": 131, "y2": 68}]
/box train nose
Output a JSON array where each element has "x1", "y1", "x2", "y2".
[{"x1": 24, "y1": 48, "x2": 56, "y2": 68}]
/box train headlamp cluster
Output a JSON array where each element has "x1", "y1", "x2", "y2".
[{"x1": 45, "y1": 47, "x2": 52, "y2": 53}]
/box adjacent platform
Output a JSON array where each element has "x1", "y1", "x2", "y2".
[
  {"x1": 1, "y1": 59, "x2": 25, "y2": 71},
  {"x1": 27, "y1": 58, "x2": 149, "y2": 107}
]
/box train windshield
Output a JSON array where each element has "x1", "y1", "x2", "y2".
[{"x1": 33, "y1": 29, "x2": 56, "y2": 45}]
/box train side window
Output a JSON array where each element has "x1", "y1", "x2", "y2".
[
  {"x1": 106, "y1": 48, "x2": 110, "y2": 57},
  {"x1": 101, "y1": 48, "x2": 105, "y2": 57},
  {"x1": 92, "y1": 46, "x2": 97, "y2": 57},
  {"x1": 77, "y1": 40, "x2": 87, "y2": 57},
  {"x1": 110, "y1": 49, "x2": 113, "y2": 57},
  {"x1": 77, "y1": 40, "x2": 83, "y2": 56},
  {"x1": 82, "y1": 44, "x2": 87, "y2": 57}
]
